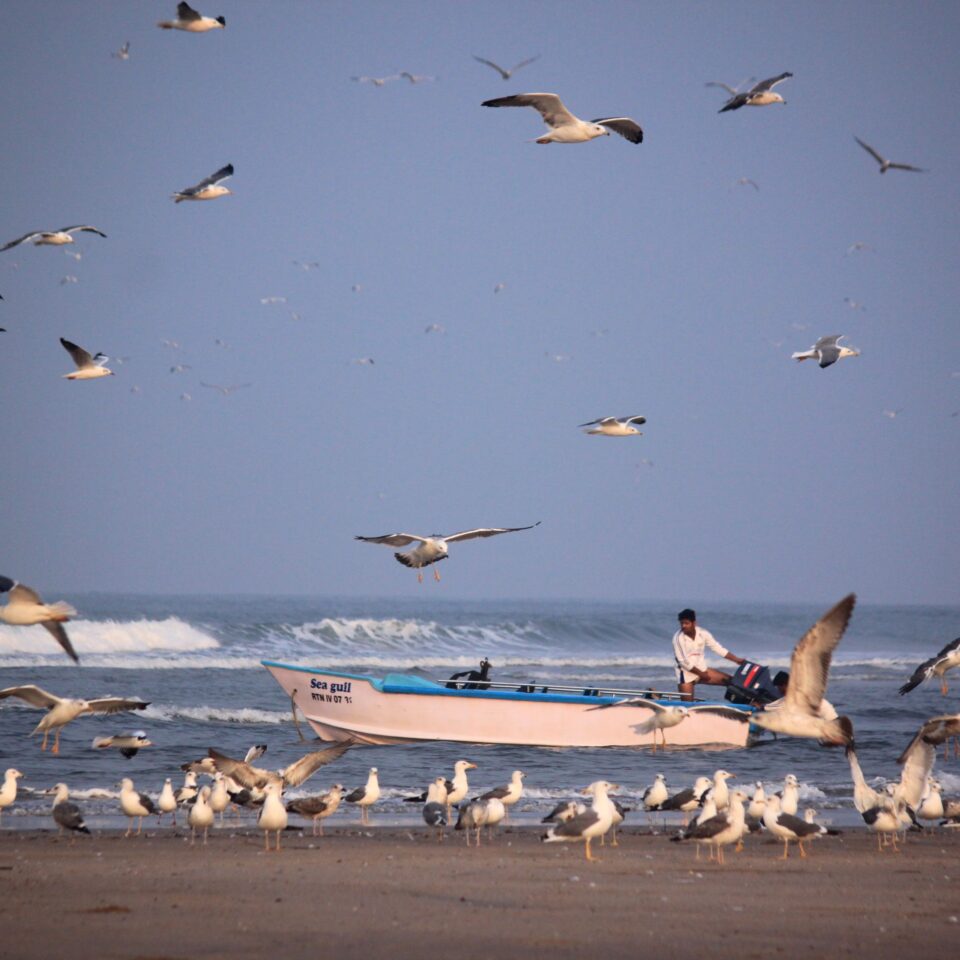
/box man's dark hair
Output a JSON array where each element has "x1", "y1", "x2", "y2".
[{"x1": 677, "y1": 608, "x2": 696, "y2": 622}]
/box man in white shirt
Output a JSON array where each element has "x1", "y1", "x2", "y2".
[{"x1": 672, "y1": 608, "x2": 744, "y2": 701}]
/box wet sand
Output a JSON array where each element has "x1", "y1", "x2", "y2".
[{"x1": 1, "y1": 825, "x2": 957, "y2": 960}]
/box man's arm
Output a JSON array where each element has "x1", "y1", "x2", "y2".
[{"x1": 724, "y1": 651, "x2": 745, "y2": 666}]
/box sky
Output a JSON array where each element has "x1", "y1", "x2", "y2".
[{"x1": 1, "y1": 1, "x2": 958, "y2": 605}]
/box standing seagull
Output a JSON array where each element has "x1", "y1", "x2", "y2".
[
  {"x1": 718, "y1": 73, "x2": 792, "y2": 112},
  {"x1": 899, "y1": 638, "x2": 960, "y2": 696},
  {"x1": 482, "y1": 93, "x2": 643, "y2": 144},
  {"x1": 188, "y1": 786, "x2": 215, "y2": 845},
  {"x1": 472, "y1": 54, "x2": 540, "y2": 80},
  {"x1": 172, "y1": 164, "x2": 233, "y2": 203},
  {"x1": 676, "y1": 789, "x2": 747, "y2": 865},
  {"x1": 51, "y1": 783, "x2": 90, "y2": 840},
  {"x1": 207, "y1": 741, "x2": 352, "y2": 792},
  {"x1": 355, "y1": 523, "x2": 540, "y2": 582},
  {"x1": 1, "y1": 226, "x2": 106, "y2": 252},
  {"x1": 286, "y1": 784, "x2": 344, "y2": 836},
  {"x1": 749, "y1": 595, "x2": 856, "y2": 746},
  {"x1": 479, "y1": 769, "x2": 525, "y2": 817},
  {"x1": 0, "y1": 576, "x2": 79, "y2": 662},
  {"x1": 345, "y1": 767, "x2": 380, "y2": 824},
  {"x1": 541, "y1": 781, "x2": 618, "y2": 862},
  {"x1": 60, "y1": 338, "x2": 114, "y2": 380},
  {"x1": 0, "y1": 685, "x2": 149, "y2": 754},
  {"x1": 422, "y1": 777, "x2": 449, "y2": 841},
  {"x1": 854, "y1": 137, "x2": 925, "y2": 174},
  {"x1": 119, "y1": 777, "x2": 156, "y2": 837},
  {"x1": 0, "y1": 769, "x2": 23, "y2": 822},
  {"x1": 762, "y1": 794, "x2": 826, "y2": 859},
  {"x1": 258, "y1": 781, "x2": 288, "y2": 851},
  {"x1": 157, "y1": 3, "x2": 225, "y2": 31},
  {"x1": 791, "y1": 335, "x2": 859, "y2": 369},
  {"x1": 579, "y1": 415, "x2": 646, "y2": 437}
]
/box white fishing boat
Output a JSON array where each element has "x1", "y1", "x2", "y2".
[{"x1": 262, "y1": 661, "x2": 757, "y2": 749}]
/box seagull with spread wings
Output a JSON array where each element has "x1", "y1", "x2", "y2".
[
  {"x1": 749, "y1": 595, "x2": 856, "y2": 745},
  {"x1": 0, "y1": 685, "x2": 149, "y2": 754},
  {"x1": 355, "y1": 522, "x2": 541, "y2": 582},
  {"x1": 482, "y1": 93, "x2": 643, "y2": 144},
  {"x1": 472, "y1": 54, "x2": 540, "y2": 80},
  {"x1": 898, "y1": 637, "x2": 960, "y2": 696},
  {"x1": 579, "y1": 415, "x2": 646, "y2": 437},
  {"x1": 0, "y1": 576, "x2": 79, "y2": 662},
  {"x1": 60, "y1": 338, "x2": 114, "y2": 380},
  {"x1": 157, "y1": 2, "x2": 225, "y2": 32},
  {"x1": 718, "y1": 72, "x2": 792, "y2": 112},
  {"x1": 590, "y1": 697, "x2": 749, "y2": 750},
  {"x1": 207, "y1": 741, "x2": 353, "y2": 793},
  {"x1": 791, "y1": 334, "x2": 859, "y2": 369},
  {"x1": 172, "y1": 164, "x2": 233, "y2": 203},
  {"x1": 854, "y1": 137, "x2": 925, "y2": 174},
  {"x1": 1, "y1": 226, "x2": 106, "y2": 252}
]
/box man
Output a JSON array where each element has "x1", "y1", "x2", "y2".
[{"x1": 672, "y1": 609, "x2": 744, "y2": 700}]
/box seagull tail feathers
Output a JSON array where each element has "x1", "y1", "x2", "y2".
[
  {"x1": 48, "y1": 601, "x2": 76, "y2": 621},
  {"x1": 824, "y1": 716, "x2": 855, "y2": 747}
]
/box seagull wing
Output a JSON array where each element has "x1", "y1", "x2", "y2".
[
  {"x1": 751, "y1": 72, "x2": 792, "y2": 94},
  {"x1": 592, "y1": 117, "x2": 643, "y2": 144},
  {"x1": 41, "y1": 621, "x2": 80, "y2": 663},
  {"x1": 887, "y1": 162, "x2": 926, "y2": 173},
  {"x1": 472, "y1": 56, "x2": 509, "y2": 79},
  {"x1": 896, "y1": 722, "x2": 937, "y2": 808},
  {"x1": 718, "y1": 93, "x2": 750, "y2": 113},
  {"x1": 8, "y1": 582, "x2": 43, "y2": 605},
  {"x1": 551, "y1": 807, "x2": 601, "y2": 837},
  {"x1": 510, "y1": 54, "x2": 541, "y2": 73},
  {"x1": 899, "y1": 638, "x2": 960, "y2": 694},
  {"x1": 0, "y1": 684, "x2": 62, "y2": 708},
  {"x1": 624, "y1": 415, "x2": 647, "y2": 426},
  {"x1": 60, "y1": 338, "x2": 94, "y2": 368},
  {"x1": 84, "y1": 697, "x2": 150, "y2": 715},
  {"x1": 783, "y1": 594, "x2": 856, "y2": 714},
  {"x1": 355, "y1": 533, "x2": 428, "y2": 547},
  {"x1": 198, "y1": 164, "x2": 234, "y2": 189},
  {"x1": 59, "y1": 226, "x2": 107, "y2": 238},
  {"x1": 687, "y1": 705, "x2": 752, "y2": 722},
  {"x1": 281, "y1": 741, "x2": 354, "y2": 787},
  {"x1": 444, "y1": 522, "x2": 541, "y2": 543},
  {"x1": 177, "y1": 2, "x2": 202, "y2": 21},
  {"x1": 481, "y1": 93, "x2": 578, "y2": 129},
  {"x1": 207, "y1": 748, "x2": 272, "y2": 789},
  {"x1": 854, "y1": 137, "x2": 885, "y2": 165},
  {"x1": 577, "y1": 417, "x2": 615, "y2": 427},
  {"x1": 0, "y1": 232, "x2": 45, "y2": 251},
  {"x1": 705, "y1": 81, "x2": 739, "y2": 95},
  {"x1": 587, "y1": 696, "x2": 666, "y2": 713},
  {"x1": 0, "y1": 576, "x2": 15, "y2": 593}
]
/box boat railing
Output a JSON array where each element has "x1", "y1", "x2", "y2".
[{"x1": 433, "y1": 678, "x2": 712, "y2": 703}]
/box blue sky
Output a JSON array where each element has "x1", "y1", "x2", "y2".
[{"x1": 2, "y1": 1, "x2": 958, "y2": 603}]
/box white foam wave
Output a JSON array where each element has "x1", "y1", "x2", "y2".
[{"x1": 142, "y1": 704, "x2": 290, "y2": 725}]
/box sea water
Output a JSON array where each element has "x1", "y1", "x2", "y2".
[{"x1": 1, "y1": 594, "x2": 957, "y2": 828}]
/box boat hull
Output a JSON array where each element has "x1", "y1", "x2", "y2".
[{"x1": 262, "y1": 662, "x2": 754, "y2": 749}]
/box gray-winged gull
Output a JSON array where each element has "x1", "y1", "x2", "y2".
[
  {"x1": 899, "y1": 637, "x2": 960, "y2": 696},
  {"x1": 345, "y1": 767, "x2": 380, "y2": 824},
  {"x1": 791, "y1": 335, "x2": 859, "y2": 368},
  {"x1": 257, "y1": 781, "x2": 288, "y2": 851},
  {"x1": 482, "y1": 93, "x2": 643, "y2": 144},
  {"x1": 51, "y1": 783, "x2": 90, "y2": 840},
  {"x1": 92, "y1": 731, "x2": 152, "y2": 758},
  {"x1": 0, "y1": 768, "x2": 23, "y2": 822},
  {"x1": 762, "y1": 794, "x2": 827, "y2": 858},
  {"x1": 719, "y1": 73, "x2": 792, "y2": 112},
  {"x1": 120, "y1": 777, "x2": 157, "y2": 836},
  {"x1": 207, "y1": 741, "x2": 352, "y2": 791},
  {"x1": 541, "y1": 780, "x2": 618, "y2": 861},
  {"x1": 479, "y1": 769, "x2": 525, "y2": 817},
  {"x1": 0, "y1": 576, "x2": 79, "y2": 662},
  {"x1": 158, "y1": 778, "x2": 178, "y2": 826},
  {"x1": 355, "y1": 523, "x2": 540, "y2": 582},
  {"x1": 674, "y1": 789, "x2": 747, "y2": 865},
  {"x1": 172, "y1": 164, "x2": 233, "y2": 203},
  {"x1": 1, "y1": 226, "x2": 107, "y2": 252},
  {"x1": 157, "y1": 2, "x2": 225, "y2": 31},
  {"x1": 286, "y1": 784, "x2": 344, "y2": 836},
  {"x1": 0, "y1": 685, "x2": 149, "y2": 754},
  {"x1": 579, "y1": 415, "x2": 646, "y2": 437},
  {"x1": 422, "y1": 776, "x2": 449, "y2": 840},
  {"x1": 472, "y1": 54, "x2": 540, "y2": 80},
  {"x1": 854, "y1": 137, "x2": 925, "y2": 174},
  {"x1": 188, "y1": 785, "x2": 215, "y2": 845},
  {"x1": 60, "y1": 338, "x2": 114, "y2": 380}
]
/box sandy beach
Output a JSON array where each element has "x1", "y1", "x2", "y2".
[{"x1": 2, "y1": 825, "x2": 957, "y2": 960}]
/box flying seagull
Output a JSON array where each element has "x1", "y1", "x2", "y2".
[
  {"x1": 355, "y1": 522, "x2": 541, "y2": 582},
  {"x1": 157, "y1": 2, "x2": 225, "y2": 31},
  {"x1": 1, "y1": 226, "x2": 107, "y2": 252},
  {"x1": 207, "y1": 742, "x2": 353, "y2": 791},
  {"x1": 579, "y1": 415, "x2": 646, "y2": 437},
  {"x1": 0, "y1": 576, "x2": 79, "y2": 662},
  {"x1": 60, "y1": 338, "x2": 114, "y2": 380},
  {"x1": 172, "y1": 164, "x2": 233, "y2": 203},
  {"x1": 111, "y1": 41, "x2": 130, "y2": 60},
  {"x1": 472, "y1": 54, "x2": 540, "y2": 81},
  {"x1": 899, "y1": 637, "x2": 960, "y2": 696},
  {"x1": 749, "y1": 594, "x2": 856, "y2": 745},
  {"x1": 718, "y1": 73, "x2": 792, "y2": 112},
  {"x1": 482, "y1": 93, "x2": 643, "y2": 144},
  {"x1": 0, "y1": 685, "x2": 149, "y2": 754},
  {"x1": 854, "y1": 137, "x2": 925, "y2": 174},
  {"x1": 589, "y1": 698, "x2": 749, "y2": 750},
  {"x1": 92, "y1": 731, "x2": 152, "y2": 758},
  {"x1": 791, "y1": 335, "x2": 859, "y2": 369},
  {"x1": 351, "y1": 74, "x2": 398, "y2": 86},
  {"x1": 201, "y1": 382, "x2": 252, "y2": 396}
]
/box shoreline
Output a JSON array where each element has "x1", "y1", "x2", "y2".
[{"x1": 2, "y1": 826, "x2": 958, "y2": 959}]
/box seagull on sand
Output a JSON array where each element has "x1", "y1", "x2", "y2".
[
  {"x1": 854, "y1": 137, "x2": 925, "y2": 174},
  {"x1": 749, "y1": 594, "x2": 856, "y2": 746},
  {"x1": 541, "y1": 781, "x2": 619, "y2": 861},
  {"x1": 157, "y1": 778, "x2": 178, "y2": 826},
  {"x1": 422, "y1": 777, "x2": 449, "y2": 841},
  {"x1": 60, "y1": 338, "x2": 114, "y2": 380},
  {"x1": 0, "y1": 769, "x2": 23, "y2": 822},
  {"x1": 172, "y1": 164, "x2": 233, "y2": 203},
  {"x1": 345, "y1": 767, "x2": 380, "y2": 824},
  {"x1": 659, "y1": 775, "x2": 713, "y2": 825},
  {"x1": 479, "y1": 769, "x2": 526, "y2": 818},
  {"x1": 778, "y1": 773, "x2": 800, "y2": 816},
  {"x1": 898, "y1": 637, "x2": 960, "y2": 696},
  {"x1": 355, "y1": 523, "x2": 540, "y2": 582},
  {"x1": 762, "y1": 794, "x2": 827, "y2": 859},
  {"x1": 0, "y1": 685, "x2": 149, "y2": 754},
  {"x1": 482, "y1": 93, "x2": 643, "y2": 144},
  {"x1": 579, "y1": 415, "x2": 646, "y2": 437},
  {"x1": 92, "y1": 731, "x2": 152, "y2": 758},
  {"x1": 120, "y1": 777, "x2": 157, "y2": 836},
  {"x1": 642, "y1": 773, "x2": 669, "y2": 816},
  {"x1": 455, "y1": 798, "x2": 491, "y2": 846},
  {"x1": 258, "y1": 781, "x2": 288, "y2": 851},
  {"x1": 718, "y1": 73, "x2": 792, "y2": 112},
  {"x1": 0, "y1": 576, "x2": 79, "y2": 662},
  {"x1": 674, "y1": 789, "x2": 747, "y2": 865},
  {"x1": 286, "y1": 784, "x2": 345, "y2": 836},
  {"x1": 188, "y1": 786, "x2": 215, "y2": 845},
  {"x1": 157, "y1": 2, "x2": 225, "y2": 31},
  {"x1": 207, "y1": 741, "x2": 353, "y2": 792},
  {"x1": 1, "y1": 226, "x2": 107, "y2": 252},
  {"x1": 791, "y1": 335, "x2": 859, "y2": 369},
  {"x1": 589, "y1": 697, "x2": 749, "y2": 750},
  {"x1": 51, "y1": 783, "x2": 90, "y2": 840},
  {"x1": 472, "y1": 54, "x2": 540, "y2": 81},
  {"x1": 175, "y1": 770, "x2": 199, "y2": 805}
]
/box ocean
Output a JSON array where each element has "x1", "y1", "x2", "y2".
[{"x1": 1, "y1": 594, "x2": 957, "y2": 828}]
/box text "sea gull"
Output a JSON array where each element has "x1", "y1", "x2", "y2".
[{"x1": 482, "y1": 93, "x2": 642, "y2": 144}]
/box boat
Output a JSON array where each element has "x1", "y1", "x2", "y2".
[{"x1": 261, "y1": 661, "x2": 757, "y2": 749}]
